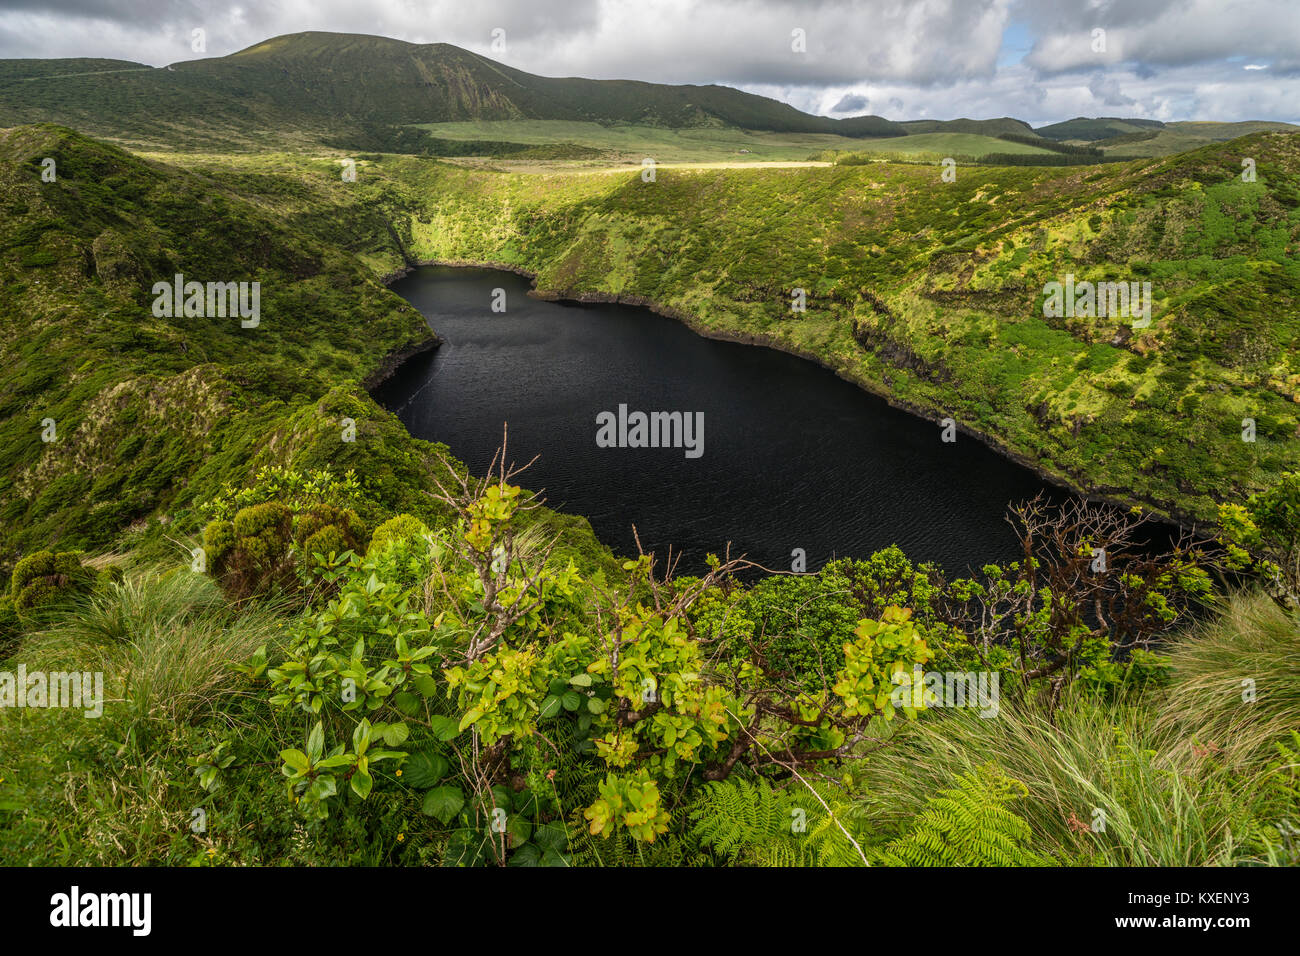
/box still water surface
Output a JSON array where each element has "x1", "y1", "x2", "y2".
[{"x1": 374, "y1": 265, "x2": 1069, "y2": 574}]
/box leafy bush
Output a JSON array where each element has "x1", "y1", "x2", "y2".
[
  {"x1": 1220, "y1": 471, "x2": 1300, "y2": 611},
  {"x1": 9, "y1": 549, "x2": 94, "y2": 619},
  {"x1": 203, "y1": 495, "x2": 366, "y2": 601},
  {"x1": 368, "y1": 514, "x2": 430, "y2": 555}
]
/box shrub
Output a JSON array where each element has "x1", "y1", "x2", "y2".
[
  {"x1": 204, "y1": 501, "x2": 295, "y2": 600},
  {"x1": 9, "y1": 550, "x2": 94, "y2": 619},
  {"x1": 367, "y1": 514, "x2": 430, "y2": 555},
  {"x1": 294, "y1": 504, "x2": 364, "y2": 557},
  {"x1": 1219, "y1": 471, "x2": 1300, "y2": 612}
]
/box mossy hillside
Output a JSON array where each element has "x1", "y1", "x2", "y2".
[
  {"x1": 0, "y1": 126, "x2": 620, "y2": 581},
  {"x1": 0, "y1": 125, "x2": 436, "y2": 561},
  {"x1": 238, "y1": 132, "x2": 1299, "y2": 524}
]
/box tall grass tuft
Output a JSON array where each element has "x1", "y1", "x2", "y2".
[
  {"x1": 1156, "y1": 590, "x2": 1300, "y2": 769},
  {"x1": 24, "y1": 568, "x2": 284, "y2": 733},
  {"x1": 854, "y1": 593, "x2": 1299, "y2": 865}
]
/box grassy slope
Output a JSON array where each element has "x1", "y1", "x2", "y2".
[
  {"x1": 1036, "y1": 117, "x2": 1168, "y2": 141},
  {"x1": 192, "y1": 133, "x2": 1299, "y2": 526},
  {"x1": 412, "y1": 124, "x2": 1060, "y2": 164},
  {"x1": 898, "y1": 117, "x2": 1039, "y2": 137},
  {"x1": 0, "y1": 125, "x2": 617, "y2": 581},
  {"x1": 832, "y1": 131, "x2": 1056, "y2": 161},
  {"x1": 1101, "y1": 122, "x2": 1300, "y2": 158},
  {"x1": 410, "y1": 119, "x2": 888, "y2": 163}
]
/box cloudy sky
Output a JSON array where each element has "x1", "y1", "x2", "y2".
[{"x1": 1, "y1": 0, "x2": 1297, "y2": 125}]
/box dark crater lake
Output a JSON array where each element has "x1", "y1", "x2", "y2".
[{"x1": 374, "y1": 265, "x2": 1072, "y2": 575}]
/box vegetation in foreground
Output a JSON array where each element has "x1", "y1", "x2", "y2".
[{"x1": 1, "y1": 452, "x2": 1297, "y2": 866}]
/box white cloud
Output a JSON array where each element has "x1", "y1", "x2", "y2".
[{"x1": 0, "y1": 0, "x2": 1296, "y2": 123}]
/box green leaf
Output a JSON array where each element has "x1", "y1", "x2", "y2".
[
  {"x1": 279, "y1": 749, "x2": 309, "y2": 774},
  {"x1": 567, "y1": 673, "x2": 593, "y2": 687},
  {"x1": 586, "y1": 696, "x2": 607, "y2": 714},
  {"x1": 422, "y1": 785, "x2": 465, "y2": 824},
  {"x1": 458, "y1": 708, "x2": 484, "y2": 731},
  {"x1": 381, "y1": 722, "x2": 410, "y2": 747},
  {"x1": 413, "y1": 674, "x2": 439, "y2": 698},
  {"x1": 507, "y1": 814, "x2": 533, "y2": 847},
  {"x1": 533, "y1": 821, "x2": 569, "y2": 852},
  {"x1": 352, "y1": 719, "x2": 371, "y2": 753},
  {"x1": 428, "y1": 715, "x2": 460, "y2": 741},
  {"x1": 403, "y1": 751, "x2": 449, "y2": 789},
  {"x1": 350, "y1": 767, "x2": 373, "y2": 799},
  {"x1": 507, "y1": 843, "x2": 542, "y2": 867},
  {"x1": 307, "y1": 775, "x2": 337, "y2": 802},
  {"x1": 306, "y1": 722, "x2": 325, "y2": 762},
  {"x1": 561, "y1": 691, "x2": 582, "y2": 712},
  {"x1": 539, "y1": 695, "x2": 563, "y2": 719}
]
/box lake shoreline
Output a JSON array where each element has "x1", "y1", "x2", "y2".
[{"x1": 378, "y1": 258, "x2": 1200, "y2": 537}]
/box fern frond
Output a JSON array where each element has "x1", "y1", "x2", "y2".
[{"x1": 879, "y1": 764, "x2": 1050, "y2": 867}]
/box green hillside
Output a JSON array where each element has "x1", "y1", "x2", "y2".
[
  {"x1": 0, "y1": 58, "x2": 150, "y2": 80},
  {"x1": 826, "y1": 131, "x2": 1058, "y2": 162},
  {"x1": 0, "y1": 124, "x2": 436, "y2": 559},
  {"x1": 1036, "y1": 116, "x2": 1168, "y2": 141},
  {"x1": 0, "y1": 32, "x2": 906, "y2": 151},
  {"x1": 2, "y1": 33, "x2": 1290, "y2": 167},
  {"x1": 899, "y1": 117, "x2": 1039, "y2": 138},
  {"x1": 405, "y1": 119, "x2": 893, "y2": 164},
  {"x1": 1037, "y1": 117, "x2": 1300, "y2": 158},
  {"x1": 1098, "y1": 121, "x2": 1300, "y2": 157}
]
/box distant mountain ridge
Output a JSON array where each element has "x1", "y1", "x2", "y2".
[
  {"x1": 0, "y1": 32, "x2": 1294, "y2": 153},
  {"x1": 0, "y1": 32, "x2": 907, "y2": 146}
]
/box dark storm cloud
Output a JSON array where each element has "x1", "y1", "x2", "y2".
[{"x1": 831, "y1": 93, "x2": 870, "y2": 112}]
